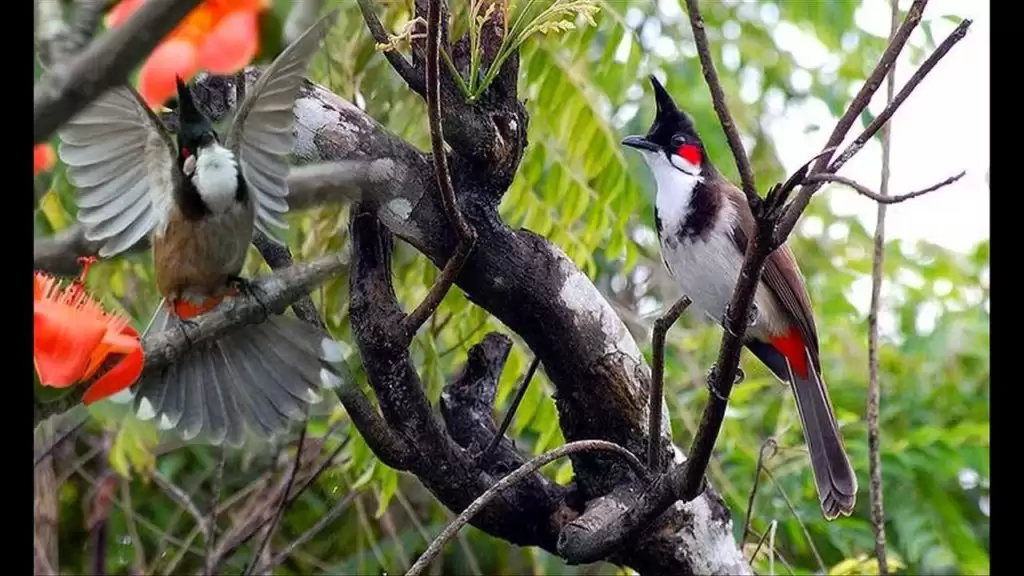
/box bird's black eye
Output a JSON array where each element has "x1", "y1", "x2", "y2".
[{"x1": 671, "y1": 134, "x2": 687, "y2": 148}]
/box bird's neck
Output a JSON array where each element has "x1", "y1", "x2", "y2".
[
  {"x1": 190, "y1": 144, "x2": 241, "y2": 214},
  {"x1": 647, "y1": 154, "x2": 717, "y2": 240}
]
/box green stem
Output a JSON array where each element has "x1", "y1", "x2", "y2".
[{"x1": 441, "y1": 48, "x2": 472, "y2": 99}]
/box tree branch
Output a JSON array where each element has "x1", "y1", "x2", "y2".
[
  {"x1": 683, "y1": 0, "x2": 758, "y2": 203},
  {"x1": 407, "y1": 440, "x2": 648, "y2": 576},
  {"x1": 804, "y1": 172, "x2": 965, "y2": 205},
  {"x1": 647, "y1": 297, "x2": 691, "y2": 473},
  {"x1": 774, "y1": 4, "x2": 973, "y2": 244},
  {"x1": 867, "y1": 4, "x2": 900, "y2": 573},
  {"x1": 34, "y1": 0, "x2": 203, "y2": 144},
  {"x1": 827, "y1": 17, "x2": 974, "y2": 175},
  {"x1": 356, "y1": 0, "x2": 426, "y2": 94}
]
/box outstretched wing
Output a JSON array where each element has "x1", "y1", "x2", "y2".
[
  {"x1": 57, "y1": 87, "x2": 179, "y2": 258},
  {"x1": 224, "y1": 9, "x2": 338, "y2": 245}
]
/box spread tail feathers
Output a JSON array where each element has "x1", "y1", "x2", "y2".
[
  {"x1": 132, "y1": 306, "x2": 338, "y2": 446},
  {"x1": 787, "y1": 348, "x2": 858, "y2": 520}
]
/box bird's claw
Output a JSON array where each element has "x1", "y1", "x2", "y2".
[
  {"x1": 705, "y1": 364, "x2": 745, "y2": 401},
  {"x1": 722, "y1": 303, "x2": 759, "y2": 336},
  {"x1": 229, "y1": 276, "x2": 270, "y2": 320},
  {"x1": 177, "y1": 317, "x2": 200, "y2": 347}
]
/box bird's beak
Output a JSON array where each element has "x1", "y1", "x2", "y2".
[
  {"x1": 621, "y1": 135, "x2": 659, "y2": 153},
  {"x1": 157, "y1": 105, "x2": 173, "y2": 114}
]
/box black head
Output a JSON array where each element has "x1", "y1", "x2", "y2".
[
  {"x1": 622, "y1": 75, "x2": 705, "y2": 172},
  {"x1": 175, "y1": 76, "x2": 217, "y2": 166}
]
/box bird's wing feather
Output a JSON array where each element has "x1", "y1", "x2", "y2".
[
  {"x1": 224, "y1": 9, "x2": 337, "y2": 245},
  {"x1": 57, "y1": 86, "x2": 179, "y2": 258},
  {"x1": 723, "y1": 185, "x2": 821, "y2": 367}
]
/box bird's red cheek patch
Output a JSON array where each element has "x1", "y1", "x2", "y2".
[{"x1": 677, "y1": 143, "x2": 702, "y2": 166}]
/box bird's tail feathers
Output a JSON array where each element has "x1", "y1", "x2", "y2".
[
  {"x1": 132, "y1": 310, "x2": 342, "y2": 447},
  {"x1": 787, "y1": 348, "x2": 858, "y2": 520}
]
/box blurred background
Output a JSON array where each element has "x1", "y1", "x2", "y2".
[{"x1": 33, "y1": 0, "x2": 989, "y2": 574}]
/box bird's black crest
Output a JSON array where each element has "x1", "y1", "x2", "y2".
[{"x1": 645, "y1": 74, "x2": 699, "y2": 148}]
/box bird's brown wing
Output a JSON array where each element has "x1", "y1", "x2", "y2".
[{"x1": 722, "y1": 185, "x2": 822, "y2": 369}]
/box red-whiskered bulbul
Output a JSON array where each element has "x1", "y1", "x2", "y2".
[
  {"x1": 56, "y1": 10, "x2": 341, "y2": 447},
  {"x1": 622, "y1": 75, "x2": 857, "y2": 520}
]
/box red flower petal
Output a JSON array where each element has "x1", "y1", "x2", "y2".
[
  {"x1": 83, "y1": 346, "x2": 144, "y2": 405},
  {"x1": 34, "y1": 144, "x2": 55, "y2": 175},
  {"x1": 34, "y1": 301, "x2": 107, "y2": 388},
  {"x1": 138, "y1": 39, "x2": 199, "y2": 108},
  {"x1": 197, "y1": 10, "x2": 259, "y2": 74}
]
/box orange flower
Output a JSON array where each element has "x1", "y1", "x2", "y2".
[
  {"x1": 106, "y1": 0, "x2": 269, "y2": 108},
  {"x1": 34, "y1": 143, "x2": 55, "y2": 175},
  {"x1": 34, "y1": 258, "x2": 144, "y2": 405}
]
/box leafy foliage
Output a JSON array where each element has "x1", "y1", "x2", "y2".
[{"x1": 33, "y1": 1, "x2": 987, "y2": 575}]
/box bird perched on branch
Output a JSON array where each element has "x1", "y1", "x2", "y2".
[
  {"x1": 622, "y1": 75, "x2": 858, "y2": 520},
  {"x1": 56, "y1": 9, "x2": 342, "y2": 447}
]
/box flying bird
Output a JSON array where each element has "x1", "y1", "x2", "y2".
[{"x1": 56, "y1": 9, "x2": 342, "y2": 447}]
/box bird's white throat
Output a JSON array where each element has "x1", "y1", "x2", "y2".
[
  {"x1": 641, "y1": 151, "x2": 703, "y2": 233},
  {"x1": 192, "y1": 143, "x2": 239, "y2": 213}
]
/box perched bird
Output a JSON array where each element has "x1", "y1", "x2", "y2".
[
  {"x1": 622, "y1": 75, "x2": 857, "y2": 520},
  {"x1": 56, "y1": 9, "x2": 341, "y2": 447}
]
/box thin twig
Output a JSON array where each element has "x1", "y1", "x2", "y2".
[
  {"x1": 405, "y1": 439, "x2": 649, "y2": 576},
  {"x1": 356, "y1": 0, "x2": 425, "y2": 94},
  {"x1": 120, "y1": 482, "x2": 148, "y2": 575},
  {"x1": 867, "y1": 4, "x2": 899, "y2": 573},
  {"x1": 34, "y1": 0, "x2": 203, "y2": 143},
  {"x1": 811, "y1": 0, "x2": 927, "y2": 174},
  {"x1": 478, "y1": 354, "x2": 542, "y2": 463},
  {"x1": 151, "y1": 469, "x2": 212, "y2": 544},
  {"x1": 764, "y1": 468, "x2": 826, "y2": 574},
  {"x1": 803, "y1": 172, "x2": 965, "y2": 205},
  {"x1": 256, "y1": 491, "x2": 359, "y2": 573},
  {"x1": 829, "y1": 18, "x2": 974, "y2": 174},
  {"x1": 204, "y1": 448, "x2": 227, "y2": 574},
  {"x1": 34, "y1": 418, "x2": 86, "y2": 466},
  {"x1": 648, "y1": 296, "x2": 691, "y2": 472},
  {"x1": 741, "y1": 437, "x2": 777, "y2": 546},
  {"x1": 683, "y1": 0, "x2": 758, "y2": 203},
  {"x1": 774, "y1": 0, "x2": 940, "y2": 243},
  {"x1": 206, "y1": 434, "x2": 351, "y2": 572},
  {"x1": 243, "y1": 426, "x2": 309, "y2": 575},
  {"x1": 400, "y1": 0, "x2": 477, "y2": 338},
  {"x1": 748, "y1": 522, "x2": 773, "y2": 565}
]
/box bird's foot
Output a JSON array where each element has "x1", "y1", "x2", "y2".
[
  {"x1": 705, "y1": 364, "x2": 745, "y2": 401},
  {"x1": 228, "y1": 276, "x2": 270, "y2": 320},
  {"x1": 722, "y1": 303, "x2": 759, "y2": 337},
  {"x1": 176, "y1": 316, "x2": 200, "y2": 347}
]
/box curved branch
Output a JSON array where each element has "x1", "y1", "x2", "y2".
[
  {"x1": 804, "y1": 172, "x2": 965, "y2": 205},
  {"x1": 34, "y1": 0, "x2": 203, "y2": 144}
]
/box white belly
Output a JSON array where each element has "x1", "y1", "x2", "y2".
[{"x1": 661, "y1": 228, "x2": 787, "y2": 339}]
